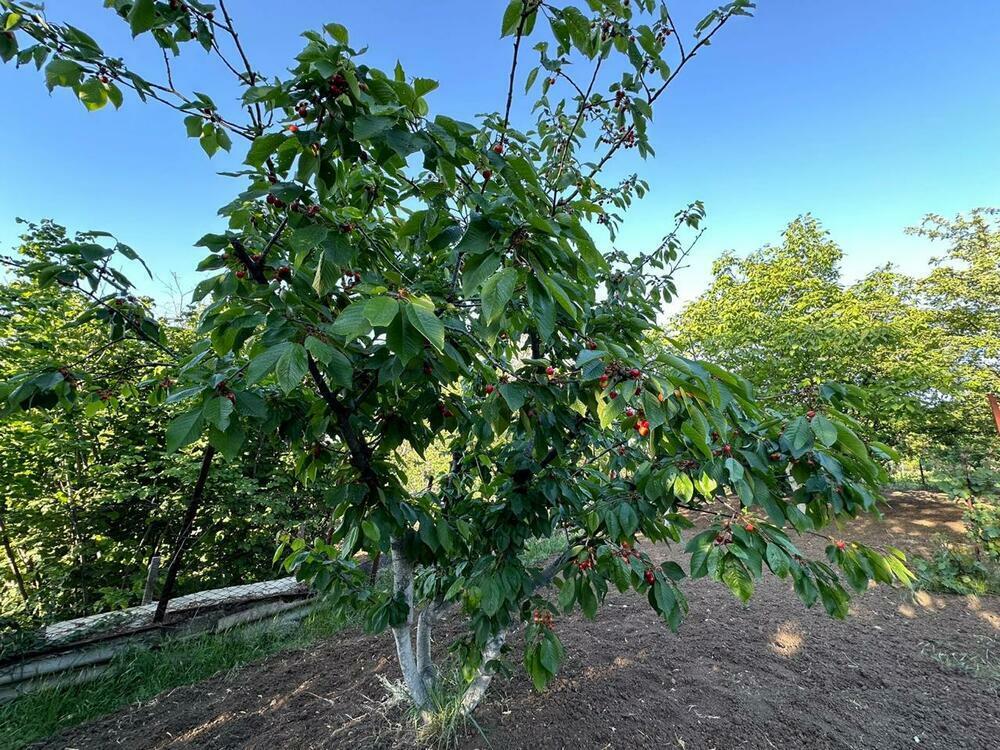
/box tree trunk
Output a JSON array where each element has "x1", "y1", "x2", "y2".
[
  {"x1": 918, "y1": 458, "x2": 926, "y2": 488},
  {"x1": 459, "y1": 630, "x2": 507, "y2": 715},
  {"x1": 389, "y1": 536, "x2": 430, "y2": 709},
  {"x1": 154, "y1": 445, "x2": 215, "y2": 624},
  {"x1": 0, "y1": 508, "x2": 29, "y2": 603},
  {"x1": 142, "y1": 553, "x2": 160, "y2": 605}
]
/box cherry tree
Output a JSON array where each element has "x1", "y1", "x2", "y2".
[{"x1": 0, "y1": 0, "x2": 913, "y2": 717}]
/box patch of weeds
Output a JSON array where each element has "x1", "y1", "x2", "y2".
[{"x1": 913, "y1": 537, "x2": 1000, "y2": 597}]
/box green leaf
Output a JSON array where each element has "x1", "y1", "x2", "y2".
[
  {"x1": 672, "y1": 472, "x2": 694, "y2": 503},
  {"x1": 362, "y1": 520, "x2": 381, "y2": 543},
  {"x1": 363, "y1": 297, "x2": 400, "y2": 327},
  {"x1": 498, "y1": 383, "x2": 526, "y2": 411},
  {"x1": 455, "y1": 216, "x2": 496, "y2": 256},
  {"x1": 537, "y1": 270, "x2": 577, "y2": 320},
  {"x1": 405, "y1": 300, "x2": 445, "y2": 352},
  {"x1": 209, "y1": 422, "x2": 245, "y2": 461},
  {"x1": 722, "y1": 559, "x2": 754, "y2": 603},
  {"x1": 128, "y1": 0, "x2": 156, "y2": 36},
  {"x1": 245, "y1": 132, "x2": 286, "y2": 168},
  {"x1": 76, "y1": 78, "x2": 109, "y2": 111},
  {"x1": 353, "y1": 115, "x2": 394, "y2": 140},
  {"x1": 330, "y1": 302, "x2": 372, "y2": 343},
  {"x1": 833, "y1": 420, "x2": 869, "y2": 460},
  {"x1": 783, "y1": 416, "x2": 814, "y2": 458},
  {"x1": 275, "y1": 344, "x2": 309, "y2": 394},
  {"x1": 166, "y1": 408, "x2": 203, "y2": 452},
  {"x1": 203, "y1": 396, "x2": 234, "y2": 432},
  {"x1": 44, "y1": 59, "x2": 82, "y2": 90},
  {"x1": 810, "y1": 414, "x2": 837, "y2": 447},
  {"x1": 480, "y1": 267, "x2": 518, "y2": 324},
  {"x1": 501, "y1": 1, "x2": 524, "y2": 37},
  {"x1": 246, "y1": 342, "x2": 292, "y2": 385},
  {"x1": 312, "y1": 249, "x2": 339, "y2": 296}
]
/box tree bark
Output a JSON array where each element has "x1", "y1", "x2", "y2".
[
  {"x1": 142, "y1": 553, "x2": 160, "y2": 605},
  {"x1": 389, "y1": 536, "x2": 430, "y2": 708},
  {"x1": 459, "y1": 630, "x2": 507, "y2": 715},
  {"x1": 154, "y1": 445, "x2": 215, "y2": 623},
  {"x1": 0, "y1": 508, "x2": 29, "y2": 603}
]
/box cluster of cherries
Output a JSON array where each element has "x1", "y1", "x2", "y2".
[
  {"x1": 532, "y1": 609, "x2": 555, "y2": 630},
  {"x1": 328, "y1": 72, "x2": 349, "y2": 98},
  {"x1": 575, "y1": 555, "x2": 595, "y2": 572}
]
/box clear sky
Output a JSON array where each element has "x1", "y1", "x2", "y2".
[{"x1": 1, "y1": 1, "x2": 998, "y2": 309}]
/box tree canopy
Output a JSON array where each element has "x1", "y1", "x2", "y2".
[{"x1": 1, "y1": 0, "x2": 918, "y2": 716}]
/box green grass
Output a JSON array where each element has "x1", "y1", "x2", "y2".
[
  {"x1": 0, "y1": 599, "x2": 353, "y2": 750},
  {"x1": 522, "y1": 534, "x2": 568, "y2": 566}
]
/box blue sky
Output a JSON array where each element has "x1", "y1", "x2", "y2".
[{"x1": 1, "y1": 1, "x2": 998, "y2": 309}]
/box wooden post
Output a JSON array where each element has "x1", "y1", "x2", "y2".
[
  {"x1": 988, "y1": 393, "x2": 1000, "y2": 436},
  {"x1": 142, "y1": 554, "x2": 160, "y2": 605}
]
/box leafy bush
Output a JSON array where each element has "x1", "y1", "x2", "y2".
[
  {"x1": 914, "y1": 501, "x2": 1000, "y2": 596},
  {"x1": 913, "y1": 544, "x2": 1000, "y2": 597},
  {"x1": 966, "y1": 501, "x2": 1000, "y2": 562}
]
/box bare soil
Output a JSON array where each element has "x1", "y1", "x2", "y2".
[{"x1": 35, "y1": 491, "x2": 1000, "y2": 750}]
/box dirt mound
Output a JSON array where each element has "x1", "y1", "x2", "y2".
[{"x1": 35, "y1": 492, "x2": 999, "y2": 749}]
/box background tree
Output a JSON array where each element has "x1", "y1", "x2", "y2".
[
  {"x1": 0, "y1": 221, "x2": 334, "y2": 625},
  {"x1": 1, "y1": 0, "x2": 916, "y2": 720},
  {"x1": 672, "y1": 211, "x2": 999, "y2": 496}
]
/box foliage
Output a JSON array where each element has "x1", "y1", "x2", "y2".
[
  {"x1": 913, "y1": 544, "x2": 1000, "y2": 597},
  {"x1": 0, "y1": 222, "x2": 334, "y2": 625},
  {"x1": 1, "y1": 0, "x2": 916, "y2": 717},
  {"x1": 672, "y1": 211, "x2": 1000, "y2": 483},
  {"x1": 913, "y1": 498, "x2": 1000, "y2": 597},
  {"x1": 966, "y1": 501, "x2": 1000, "y2": 563}
]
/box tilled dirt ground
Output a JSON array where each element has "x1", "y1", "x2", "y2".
[{"x1": 35, "y1": 491, "x2": 999, "y2": 750}]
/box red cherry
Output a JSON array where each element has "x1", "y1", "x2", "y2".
[
  {"x1": 493, "y1": 144, "x2": 503, "y2": 154},
  {"x1": 482, "y1": 168, "x2": 492, "y2": 180},
  {"x1": 807, "y1": 410, "x2": 816, "y2": 419},
  {"x1": 769, "y1": 452, "x2": 782, "y2": 462},
  {"x1": 723, "y1": 444, "x2": 732, "y2": 455},
  {"x1": 586, "y1": 340, "x2": 598, "y2": 350},
  {"x1": 644, "y1": 569, "x2": 655, "y2": 585},
  {"x1": 629, "y1": 368, "x2": 641, "y2": 378},
  {"x1": 545, "y1": 366, "x2": 555, "y2": 376},
  {"x1": 744, "y1": 523, "x2": 755, "y2": 533},
  {"x1": 835, "y1": 540, "x2": 847, "y2": 551},
  {"x1": 484, "y1": 384, "x2": 495, "y2": 395},
  {"x1": 609, "y1": 391, "x2": 618, "y2": 399},
  {"x1": 288, "y1": 124, "x2": 299, "y2": 133},
  {"x1": 235, "y1": 270, "x2": 246, "y2": 279}
]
